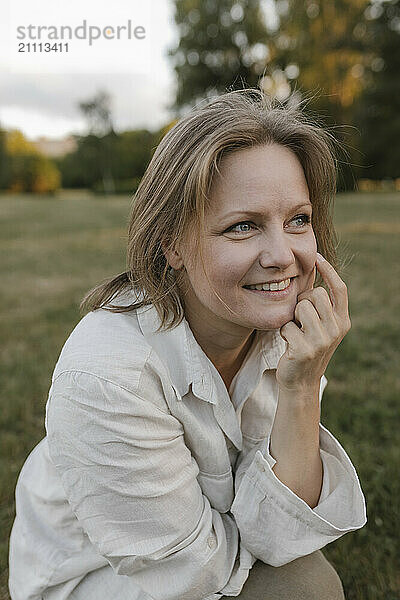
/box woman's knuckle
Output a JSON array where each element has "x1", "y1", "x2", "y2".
[
  {"x1": 315, "y1": 286, "x2": 328, "y2": 300},
  {"x1": 280, "y1": 322, "x2": 290, "y2": 335},
  {"x1": 298, "y1": 298, "x2": 312, "y2": 311}
]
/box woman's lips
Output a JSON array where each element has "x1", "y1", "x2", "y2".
[{"x1": 242, "y1": 277, "x2": 296, "y2": 300}]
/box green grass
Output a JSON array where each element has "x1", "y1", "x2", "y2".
[{"x1": 1, "y1": 190, "x2": 399, "y2": 599}]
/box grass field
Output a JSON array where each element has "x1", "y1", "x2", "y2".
[{"x1": 1, "y1": 190, "x2": 399, "y2": 599}]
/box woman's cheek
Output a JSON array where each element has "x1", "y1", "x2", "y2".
[
  {"x1": 295, "y1": 235, "x2": 317, "y2": 291},
  {"x1": 212, "y1": 245, "x2": 244, "y2": 281},
  {"x1": 216, "y1": 264, "x2": 242, "y2": 290},
  {"x1": 303, "y1": 231, "x2": 317, "y2": 269}
]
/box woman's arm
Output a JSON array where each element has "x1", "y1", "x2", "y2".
[
  {"x1": 231, "y1": 255, "x2": 367, "y2": 566},
  {"x1": 270, "y1": 385, "x2": 322, "y2": 508},
  {"x1": 271, "y1": 253, "x2": 351, "y2": 509},
  {"x1": 231, "y1": 375, "x2": 367, "y2": 567},
  {"x1": 46, "y1": 370, "x2": 238, "y2": 600}
]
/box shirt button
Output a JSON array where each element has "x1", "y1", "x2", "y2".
[
  {"x1": 207, "y1": 535, "x2": 217, "y2": 549},
  {"x1": 257, "y1": 459, "x2": 266, "y2": 472}
]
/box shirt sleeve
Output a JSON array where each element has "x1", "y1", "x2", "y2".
[
  {"x1": 230, "y1": 375, "x2": 367, "y2": 567},
  {"x1": 46, "y1": 370, "x2": 238, "y2": 600}
]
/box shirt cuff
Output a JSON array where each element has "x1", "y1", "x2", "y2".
[
  {"x1": 260, "y1": 421, "x2": 367, "y2": 526},
  {"x1": 231, "y1": 423, "x2": 367, "y2": 566}
]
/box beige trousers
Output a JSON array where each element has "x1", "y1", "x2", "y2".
[{"x1": 226, "y1": 550, "x2": 346, "y2": 600}]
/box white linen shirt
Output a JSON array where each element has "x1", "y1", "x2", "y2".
[{"x1": 9, "y1": 293, "x2": 367, "y2": 600}]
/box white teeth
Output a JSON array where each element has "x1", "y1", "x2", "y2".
[{"x1": 246, "y1": 278, "x2": 291, "y2": 291}]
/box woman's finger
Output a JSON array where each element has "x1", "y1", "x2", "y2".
[
  {"x1": 315, "y1": 253, "x2": 349, "y2": 322},
  {"x1": 280, "y1": 319, "x2": 304, "y2": 346},
  {"x1": 294, "y1": 298, "x2": 323, "y2": 335},
  {"x1": 302, "y1": 264, "x2": 316, "y2": 292},
  {"x1": 297, "y1": 287, "x2": 341, "y2": 339}
]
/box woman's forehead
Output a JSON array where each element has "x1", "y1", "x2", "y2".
[
  {"x1": 209, "y1": 144, "x2": 309, "y2": 204},
  {"x1": 217, "y1": 143, "x2": 302, "y2": 174}
]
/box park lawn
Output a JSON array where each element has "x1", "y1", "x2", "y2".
[{"x1": 0, "y1": 190, "x2": 399, "y2": 599}]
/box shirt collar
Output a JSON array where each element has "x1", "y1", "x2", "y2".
[{"x1": 136, "y1": 301, "x2": 286, "y2": 404}]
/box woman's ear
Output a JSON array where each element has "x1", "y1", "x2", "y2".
[{"x1": 161, "y1": 241, "x2": 184, "y2": 271}]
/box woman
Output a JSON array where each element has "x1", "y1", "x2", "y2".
[{"x1": 9, "y1": 89, "x2": 367, "y2": 600}]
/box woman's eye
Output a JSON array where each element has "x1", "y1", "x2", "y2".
[
  {"x1": 225, "y1": 215, "x2": 310, "y2": 234},
  {"x1": 289, "y1": 214, "x2": 311, "y2": 228},
  {"x1": 226, "y1": 221, "x2": 255, "y2": 233}
]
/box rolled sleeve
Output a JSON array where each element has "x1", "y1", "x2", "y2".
[
  {"x1": 46, "y1": 371, "x2": 238, "y2": 600},
  {"x1": 231, "y1": 376, "x2": 367, "y2": 567}
]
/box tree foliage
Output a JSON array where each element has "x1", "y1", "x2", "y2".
[
  {"x1": 58, "y1": 129, "x2": 157, "y2": 191},
  {"x1": 0, "y1": 128, "x2": 9, "y2": 189},
  {"x1": 268, "y1": 0, "x2": 371, "y2": 118},
  {"x1": 79, "y1": 90, "x2": 114, "y2": 137},
  {"x1": 169, "y1": 0, "x2": 270, "y2": 111},
  {"x1": 168, "y1": 0, "x2": 374, "y2": 187},
  {"x1": 270, "y1": 0, "x2": 400, "y2": 182},
  {"x1": 78, "y1": 90, "x2": 117, "y2": 193},
  {"x1": 168, "y1": 0, "x2": 400, "y2": 183},
  {"x1": 354, "y1": 0, "x2": 400, "y2": 179},
  {"x1": 0, "y1": 129, "x2": 60, "y2": 193},
  {"x1": 268, "y1": 0, "x2": 375, "y2": 187}
]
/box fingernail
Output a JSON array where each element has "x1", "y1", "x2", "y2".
[{"x1": 316, "y1": 252, "x2": 325, "y2": 261}]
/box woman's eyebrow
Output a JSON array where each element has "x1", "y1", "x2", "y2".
[{"x1": 222, "y1": 202, "x2": 312, "y2": 220}]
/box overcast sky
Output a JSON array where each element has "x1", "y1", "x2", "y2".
[{"x1": 0, "y1": 0, "x2": 179, "y2": 138}]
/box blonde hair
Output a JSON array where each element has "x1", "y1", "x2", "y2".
[{"x1": 80, "y1": 88, "x2": 341, "y2": 330}]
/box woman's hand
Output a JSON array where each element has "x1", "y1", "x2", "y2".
[{"x1": 276, "y1": 253, "x2": 351, "y2": 395}]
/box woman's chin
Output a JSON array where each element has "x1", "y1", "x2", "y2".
[{"x1": 250, "y1": 307, "x2": 296, "y2": 331}]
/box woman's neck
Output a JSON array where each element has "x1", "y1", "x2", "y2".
[
  {"x1": 179, "y1": 284, "x2": 257, "y2": 391},
  {"x1": 216, "y1": 331, "x2": 256, "y2": 391},
  {"x1": 187, "y1": 319, "x2": 256, "y2": 391}
]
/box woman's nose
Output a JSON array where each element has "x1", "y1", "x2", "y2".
[{"x1": 258, "y1": 231, "x2": 295, "y2": 271}]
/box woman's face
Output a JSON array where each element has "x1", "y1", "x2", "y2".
[{"x1": 175, "y1": 143, "x2": 317, "y2": 334}]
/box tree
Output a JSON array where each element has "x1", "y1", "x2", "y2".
[
  {"x1": 112, "y1": 130, "x2": 156, "y2": 179},
  {"x1": 58, "y1": 129, "x2": 157, "y2": 191},
  {"x1": 56, "y1": 135, "x2": 104, "y2": 189},
  {"x1": 78, "y1": 90, "x2": 116, "y2": 193},
  {"x1": 354, "y1": 0, "x2": 400, "y2": 179},
  {"x1": 0, "y1": 127, "x2": 9, "y2": 189},
  {"x1": 3, "y1": 129, "x2": 60, "y2": 193},
  {"x1": 169, "y1": 0, "x2": 270, "y2": 111},
  {"x1": 10, "y1": 154, "x2": 60, "y2": 193},
  {"x1": 79, "y1": 90, "x2": 114, "y2": 137},
  {"x1": 266, "y1": 0, "x2": 373, "y2": 189},
  {"x1": 268, "y1": 1, "x2": 370, "y2": 117}
]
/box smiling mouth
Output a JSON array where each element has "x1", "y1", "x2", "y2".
[{"x1": 243, "y1": 277, "x2": 294, "y2": 292}]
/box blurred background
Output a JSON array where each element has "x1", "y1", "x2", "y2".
[
  {"x1": 1, "y1": 0, "x2": 400, "y2": 193},
  {"x1": 1, "y1": 1, "x2": 399, "y2": 599}
]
